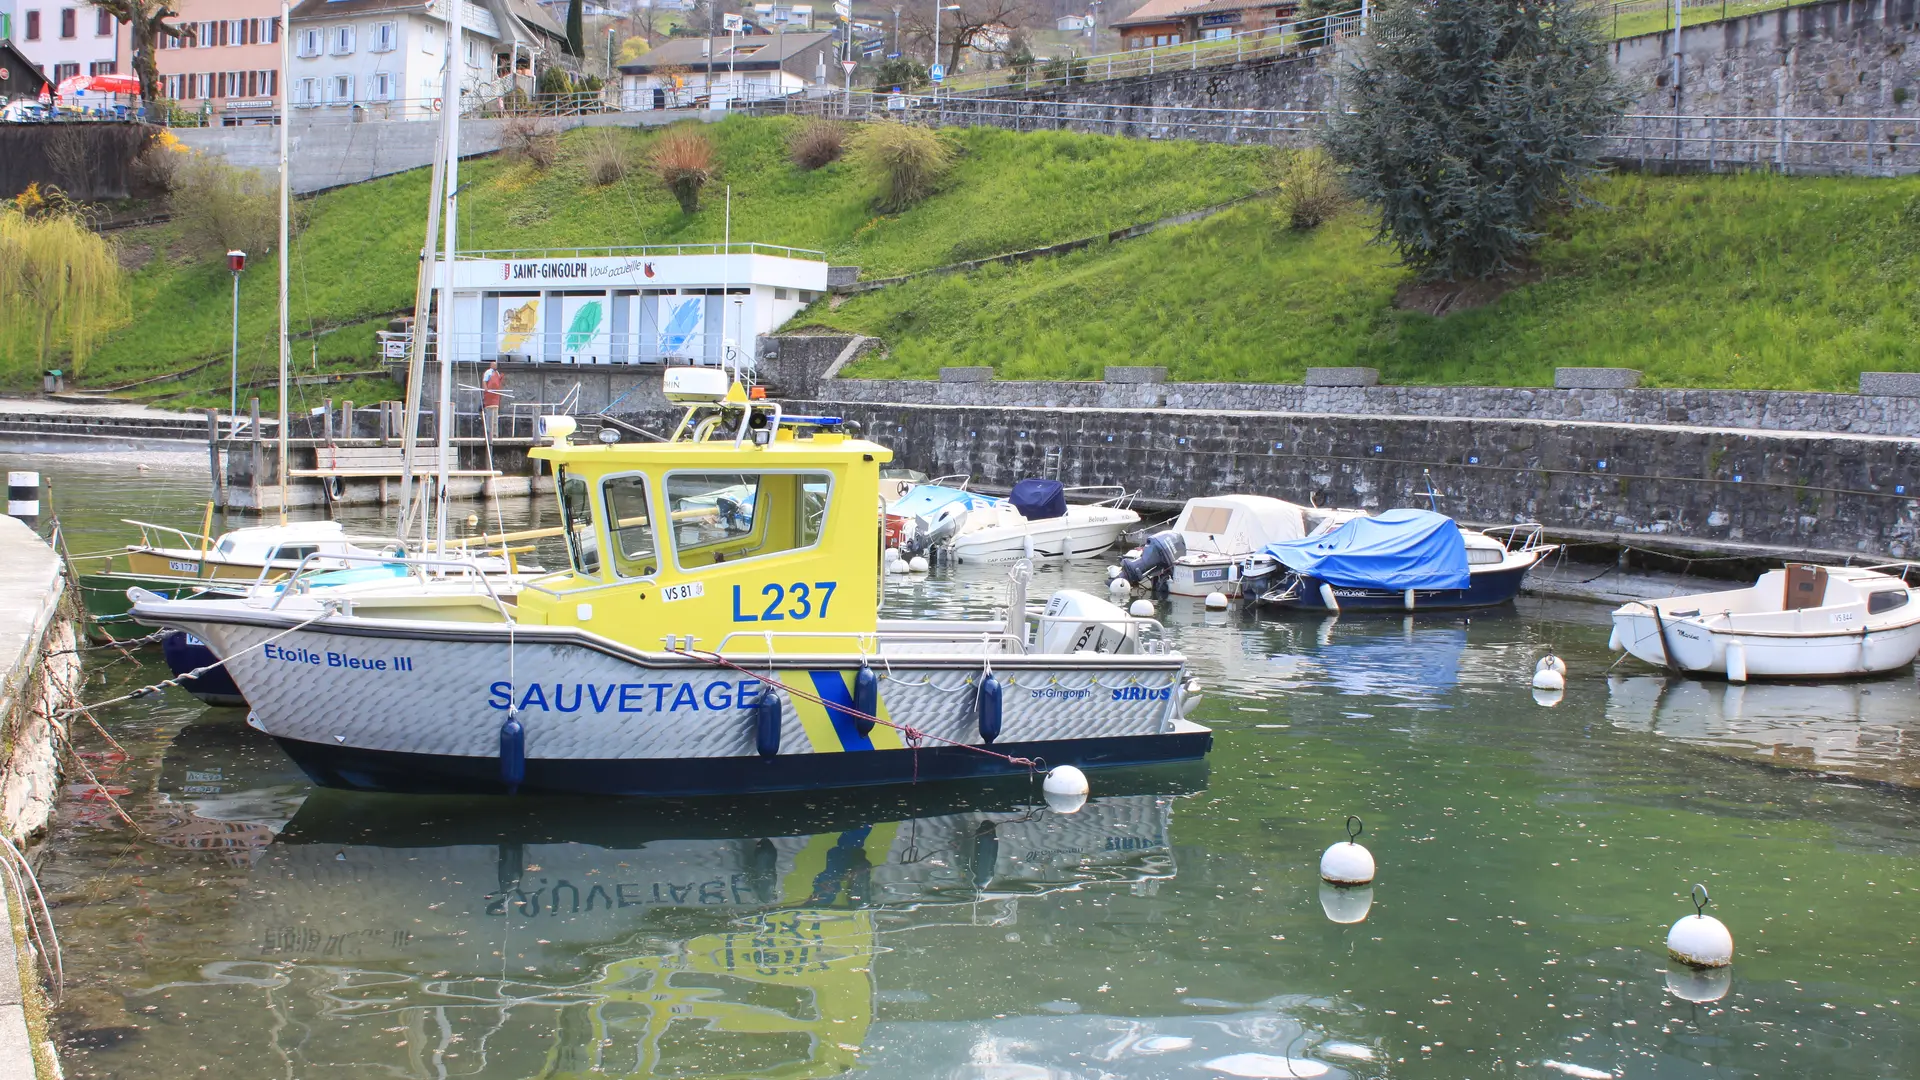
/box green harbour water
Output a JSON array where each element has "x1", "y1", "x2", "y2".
[{"x1": 10, "y1": 447, "x2": 1920, "y2": 1080}]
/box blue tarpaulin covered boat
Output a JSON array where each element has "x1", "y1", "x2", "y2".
[
  {"x1": 1239, "y1": 509, "x2": 1554, "y2": 613},
  {"x1": 1267, "y1": 509, "x2": 1470, "y2": 591}
]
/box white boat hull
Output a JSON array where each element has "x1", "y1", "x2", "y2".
[
  {"x1": 1612, "y1": 610, "x2": 1920, "y2": 679},
  {"x1": 947, "y1": 512, "x2": 1137, "y2": 564},
  {"x1": 131, "y1": 601, "x2": 1206, "y2": 795},
  {"x1": 1168, "y1": 556, "x2": 1241, "y2": 597}
]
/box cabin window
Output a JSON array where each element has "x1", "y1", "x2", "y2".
[
  {"x1": 271, "y1": 544, "x2": 319, "y2": 564},
  {"x1": 558, "y1": 469, "x2": 601, "y2": 576},
  {"x1": 667, "y1": 470, "x2": 832, "y2": 571},
  {"x1": 1868, "y1": 589, "x2": 1910, "y2": 615},
  {"x1": 1185, "y1": 506, "x2": 1232, "y2": 534},
  {"x1": 602, "y1": 474, "x2": 658, "y2": 579},
  {"x1": 1465, "y1": 546, "x2": 1506, "y2": 565}
]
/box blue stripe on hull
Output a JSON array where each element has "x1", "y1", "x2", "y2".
[
  {"x1": 161, "y1": 631, "x2": 247, "y2": 707},
  {"x1": 1263, "y1": 563, "x2": 1533, "y2": 613},
  {"x1": 271, "y1": 728, "x2": 1214, "y2": 797}
]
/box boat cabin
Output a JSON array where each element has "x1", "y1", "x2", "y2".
[
  {"x1": 1171, "y1": 495, "x2": 1309, "y2": 554},
  {"x1": 122, "y1": 519, "x2": 365, "y2": 579},
  {"x1": 514, "y1": 372, "x2": 892, "y2": 653}
]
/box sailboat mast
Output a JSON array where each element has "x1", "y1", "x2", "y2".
[
  {"x1": 396, "y1": 120, "x2": 447, "y2": 552},
  {"x1": 431, "y1": 0, "x2": 464, "y2": 558},
  {"x1": 277, "y1": 0, "x2": 291, "y2": 526}
]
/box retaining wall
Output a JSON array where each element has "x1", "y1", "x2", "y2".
[
  {"x1": 801, "y1": 398, "x2": 1920, "y2": 557},
  {"x1": 176, "y1": 110, "x2": 714, "y2": 194},
  {"x1": 814, "y1": 370, "x2": 1920, "y2": 436}
]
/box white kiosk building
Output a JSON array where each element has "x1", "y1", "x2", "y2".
[{"x1": 431, "y1": 243, "x2": 829, "y2": 368}]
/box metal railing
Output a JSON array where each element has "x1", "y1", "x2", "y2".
[
  {"x1": 458, "y1": 241, "x2": 826, "y2": 260},
  {"x1": 1605, "y1": 0, "x2": 1817, "y2": 38},
  {"x1": 757, "y1": 93, "x2": 1920, "y2": 176}
]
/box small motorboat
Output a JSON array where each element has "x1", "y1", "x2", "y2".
[
  {"x1": 895, "y1": 478, "x2": 1140, "y2": 564},
  {"x1": 1117, "y1": 495, "x2": 1363, "y2": 598},
  {"x1": 1238, "y1": 509, "x2": 1554, "y2": 613},
  {"x1": 1609, "y1": 564, "x2": 1920, "y2": 681}
]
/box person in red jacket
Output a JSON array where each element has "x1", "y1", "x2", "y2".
[{"x1": 481, "y1": 361, "x2": 505, "y2": 438}]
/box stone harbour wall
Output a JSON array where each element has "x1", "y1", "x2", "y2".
[
  {"x1": 822, "y1": 377, "x2": 1920, "y2": 436},
  {"x1": 798, "y1": 399, "x2": 1920, "y2": 557}
]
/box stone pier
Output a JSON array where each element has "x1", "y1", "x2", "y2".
[{"x1": 0, "y1": 514, "x2": 80, "y2": 1080}]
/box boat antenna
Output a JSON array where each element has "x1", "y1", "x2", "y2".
[
  {"x1": 276, "y1": 0, "x2": 291, "y2": 527},
  {"x1": 431, "y1": 0, "x2": 464, "y2": 560},
  {"x1": 1423, "y1": 469, "x2": 1440, "y2": 512}
]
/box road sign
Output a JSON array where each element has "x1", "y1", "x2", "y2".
[
  {"x1": 842, "y1": 59, "x2": 858, "y2": 75},
  {"x1": 722, "y1": 12, "x2": 744, "y2": 31},
  {"x1": 929, "y1": 63, "x2": 945, "y2": 82},
  {"x1": 833, "y1": 0, "x2": 851, "y2": 14}
]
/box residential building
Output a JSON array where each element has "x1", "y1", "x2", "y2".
[
  {"x1": 119, "y1": 1, "x2": 284, "y2": 124},
  {"x1": 1114, "y1": 0, "x2": 1298, "y2": 48},
  {"x1": 9, "y1": 2, "x2": 120, "y2": 87},
  {"x1": 617, "y1": 29, "x2": 831, "y2": 110},
  {"x1": 286, "y1": 0, "x2": 569, "y2": 122}
]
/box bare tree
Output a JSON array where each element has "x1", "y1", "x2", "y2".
[
  {"x1": 89, "y1": 1, "x2": 185, "y2": 112},
  {"x1": 902, "y1": 0, "x2": 1033, "y2": 73}
]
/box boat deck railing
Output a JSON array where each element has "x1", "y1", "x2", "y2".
[
  {"x1": 122, "y1": 518, "x2": 216, "y2": 553},
  {"x1": 1482, "y1": 523, "x2": 1549, "y2": 553},
  {"x1": 268, "y1": 551, "x2": 517, "y2": 624}
]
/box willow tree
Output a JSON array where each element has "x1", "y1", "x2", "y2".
[
  {"x1": 0, "y1": 198, "x2": 126, "y2": 377},
  {"x1": 1321, "y1": 0, "x2": 1627, "y2": 282}
]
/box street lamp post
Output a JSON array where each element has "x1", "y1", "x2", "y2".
[
  {"x1": 933, "y1": 3, "x2": 959, "y2": 97},
  {"x1": 226, "y1": 250, "x2": 247, "y2": 417}
]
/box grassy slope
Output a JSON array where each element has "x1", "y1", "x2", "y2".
[
  {"x1": 17, "y1": 120, "x2": 1920, "y2": 399},
  {"x1": 37, "y1": 117, "x2": 1262, "y2": 404},
  {"x1": 818, "y1": 170, "x2": 1920, "y2": 390}
]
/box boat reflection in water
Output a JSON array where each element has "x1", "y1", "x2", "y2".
[
  {"x1": 130, "y1": 766, "x2": 1371, "y2": 1078},
  {"x1": 1607, "y1": 674, "x2": 1920, "y2": 787}
]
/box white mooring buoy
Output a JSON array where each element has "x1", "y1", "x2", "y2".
[
  {"x1": 887, "y1": 559, "x2": 910, "y2": 575},
  {"x1": 1667, "y1": 883, "x2": 1733, "y2": 969},
  {"x1": 1204, "y1": 591, "x2": 1230, "y2": 610},
  {"x1": 1109, "y1": 576, "x2": 1133, "y2": 597},
  {"x1": 1532, "y1": 655, "x2": 1567, "y2": 691},
  {"x1": 908, "y1": 555, "x2": 930, "y2": 573},
  {"x1": 1129, "y1": 599, "x2": 1155, "y2": 618},
  {"x1": 885, "y1": 547, "x2": 902, "y2": 563},
  {"x1": 1320, "y1": 815, "x2": 1376, "y2": 886},
  {"x1": 1043, "y1": 764, "x2": 1090, "y2": 814},
  {"x1": 1108, "y1": 564, "x2": 1125, "y2": 580}
]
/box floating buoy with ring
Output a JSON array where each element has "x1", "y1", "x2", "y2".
[
  {"x1": 1667, "y1": 883, "x2": 1733, "y2": 968},
  {"x1": 1320, "y1": 814, "x2": 1376, "y2": 886}
]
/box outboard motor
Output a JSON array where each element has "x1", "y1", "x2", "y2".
[
  {"x1": 1039, "y1": 589, "x2": 1140, "y2": 654},
  {"x1": 1238, "y1": 554, "x2": 1282, "y2": 610},
  {"x1": 900, "y1": 503, "x2": 969, "y2": 556},
  {"x1": 1120, "y1": 531, "x2": 1186, "y2": 593}
]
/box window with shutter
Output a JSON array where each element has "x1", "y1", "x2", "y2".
[{"x1": 96, "y1": 9, "x2": 111, "y2": 35}]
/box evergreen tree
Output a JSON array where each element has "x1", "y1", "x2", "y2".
[
  {"x1": 566, "y1": 0, "x2": 585, "y2": 56},
  {"x1": 1322, "y1": 0, "x2": 1627, "y2": 282}
]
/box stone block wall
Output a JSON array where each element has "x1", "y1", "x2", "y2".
[
  {"x1": 802, "y1": 399, "x2": 1920, "y2": 557},
  {"x1": 808, "y1": 374, "x2": 1920, "y2": 437}
]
